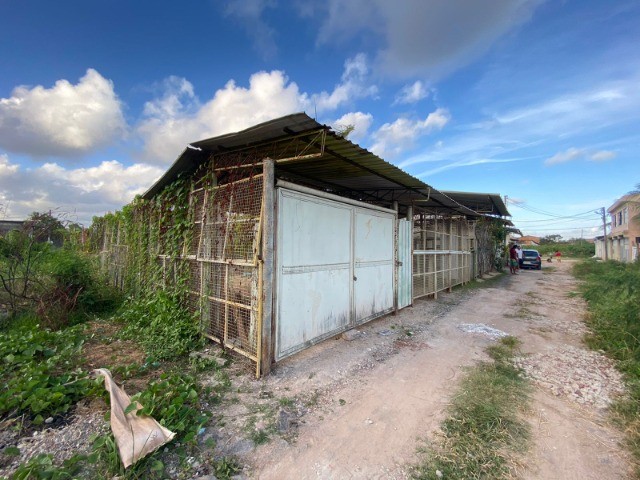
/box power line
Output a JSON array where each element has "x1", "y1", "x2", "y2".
[
  {"x1": 509, "y1": 202, "x2": 599, "y2": 220},
  {"x1": 525, "y1": 225, "x2": 602, "y2": 232}
]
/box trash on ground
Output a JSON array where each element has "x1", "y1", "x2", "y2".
[
  {"x1": 457, "y1": 323, "x2": 508, "y2": 338},
  {"x1": 95, "y1": 368, "x2": 175, "y2": 468}
]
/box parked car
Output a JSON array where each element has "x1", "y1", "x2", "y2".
[{"x1": 520, "y1": 249, "x2": 542, "y2": 270}]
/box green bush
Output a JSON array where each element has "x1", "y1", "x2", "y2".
[
  {"x1": 119, "y1": 291, "x2": 203, "y2": 361},
  {"x1": 0, "y1": 235, "x2": 122, "y2": 330}
]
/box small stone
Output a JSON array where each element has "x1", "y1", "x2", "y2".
[
  {"x1": 436, "y1": 470, "x2": 443, "y2": 478},
  {"x1": 342, "y1": 329, "x2": 362, "y2": 341},
  {"x1": 44, "y1": 417, "x2": 54, "y2": 424}
]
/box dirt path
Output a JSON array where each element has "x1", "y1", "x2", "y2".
[{"x1": 226, "y1": 261, "x2": 631, "y2": 479}]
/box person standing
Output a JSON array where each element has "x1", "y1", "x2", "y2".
[
  {"x1": 555, "y1": 250, "x2": 562, "y2": 262},
  {"x1": 516, "y1": 245, "x2": 523, "y2": 270},
  {"x1": 509, "y1": 244, "x2": 519, "y2": 274}
]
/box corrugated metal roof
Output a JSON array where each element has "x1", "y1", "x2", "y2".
[
  {"x1": 142, "y1": 113, "x2": 489, "y2": 217},
  {"x1": 440, "y1": 191, "x2": 511, "y2": 217}
]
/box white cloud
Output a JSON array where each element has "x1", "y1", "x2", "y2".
[
  {"x1": 315, "y1": 0, "x2": 543, "y2": 79},
  {"x1": 0, "y1": 154, "x2": 162, "y2": 225},
  {"x1": 544, "y1": 147, "x2": 585, "y2": 166},
  {"x1": 400, "y1": 77, "x2": 640, "y2": 177},
  {"x1": 394, "y1": 81, "x2": 430, "y2": 105},
  {"x1": 311, "y1": 54, "x2": 378, "y2": 111},
  {"x1": 137, "y1": 55, "x2": 377, "y2": 163},
  {"x1": 137, "y1": 70, "x2": 305, "y2": 163},
  {"x1": 331, "y1": 112, "x2": 373, "y2": 143},
  {"x1": 370, "y1": 108, "x2": 450, "y2": 158},
  {"x1": 225, "y1": 0, "x2": 278, "y2": 60},
  {"x1": 589, "y1": 150, "x2": 616, "y2": 162},
  {"x1": 544, "y1": 147, "x2": 618, "y2": 166},
  {"x1": 0, "y1": 69, "x2": 125, "y2": 159}
]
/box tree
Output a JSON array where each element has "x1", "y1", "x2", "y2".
[
  {"x1": 23, "y1": 211, "x2": 66, "y2": 246},
  {"x1": 540, "y1": 234, "x2": 562, "y2": 244},
  {"x1": 627, "y1": 183, "x2": 640, "y2": 195}
]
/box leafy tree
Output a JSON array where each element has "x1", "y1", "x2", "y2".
[
  {"x1": 23, "y1": 211, "x2": 66, "y2": 246},
  {"x1": 540, "y1": 234, "x2": 562, "y2": 244}
]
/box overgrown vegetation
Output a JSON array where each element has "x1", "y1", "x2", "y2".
[
  {"x1": 118, "y1": 292, "x2": 203, "y2": 361},
  {"x1": 536, "y1": 239, "x2": 595, "y2": 258},
  {"x1": 412, "y1": 336, "x2": 531, "y2": 479},
  {"x1": 574, "y1": 259, "x2": 640, "y2": 475},
  {"x1": 0, "y1": 322, "x2": 98, "y2": 423},
  {"x1": 475, "y1": 218, "x2": 508, "y2": 274},
  {"x1": 0, "y1": 202, "x2": 236, "y2": 478},
  {"x1": 0, "y1": 219, "x2": 121, "y2": 331}
]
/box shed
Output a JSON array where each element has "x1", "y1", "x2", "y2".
[{"x1": 102, "y1": 113, "x2": 507, "y2": 376}]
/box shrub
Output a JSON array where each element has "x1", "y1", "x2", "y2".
[{"x1": 119, "y1": 292, "x2": 202, "y2": 361}]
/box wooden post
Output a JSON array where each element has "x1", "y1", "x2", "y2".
[{"x1": 260, "y1": 158, "x2": 275, "y2": 376}]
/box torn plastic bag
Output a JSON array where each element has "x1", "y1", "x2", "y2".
[{"x1": 95, "y1": 368, "x2": 175, "y2": 468}]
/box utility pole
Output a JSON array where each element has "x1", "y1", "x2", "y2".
[{"x1": 600, "y1": 207, "x2": 608, "y2": 260}]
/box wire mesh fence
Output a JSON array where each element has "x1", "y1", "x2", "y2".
[
  {"x1": 191, "y1": 174, "x2": 263, "y2": 362},
  {"x1": 412, "y1": 215, "x2": 475, "y2": 299},
  {"x1": 98, "y1": 170, "x2": 264, "y2": 370}
]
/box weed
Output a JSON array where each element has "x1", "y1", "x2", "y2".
[
  {"x1": 0, "y1": 323, "x2": 97, "y2": 421},
  {"x1": 279, "y1": 397, "x2": 295, "y2": 407},
  {"x1": 412, "y1": 336, "x2": 530, "y2": 479},
  {"x1": 118, "y1": 291, "x2": 203, "y2": 361},
  {"x1": 574, "y1": 259, "x2": 640, "y2": 474},
  {"x1": 304, "y1": 389, "x2": 321, "y2": 408},
  {"x1": 212, "y1": 457, "x2": 241, "y2": 479},
  {"x1": 10, "y1": 453, "x2": 88, "y2": 479}
]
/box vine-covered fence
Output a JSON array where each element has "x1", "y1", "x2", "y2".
[{"x1": 90, "y1": 155, "x2": 265, "y2": 372}]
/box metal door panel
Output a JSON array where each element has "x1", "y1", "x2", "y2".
[
  {"x1": 397, "y1": 218, "x2": 412, "y2": 309},
  {"x1": 354, "y1": 209, "x2": 394, "y2": 323},
  {"x1": 276, "y1": 189, "x2": 352, "y2": 360}
]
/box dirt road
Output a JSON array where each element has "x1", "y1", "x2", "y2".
[{"x1": 233, "y1": 260, "x2": 631, "y2": 479}]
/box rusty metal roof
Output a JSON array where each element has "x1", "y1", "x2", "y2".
[{"x1": 142, "y1": 113, "x2": 492, "y2": 217}]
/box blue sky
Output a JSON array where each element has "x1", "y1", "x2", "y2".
[{"x1": 0, "y1": 0, "x2": 638, "y2": 238}]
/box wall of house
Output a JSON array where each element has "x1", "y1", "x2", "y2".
[{"x1": 608, "y1": 196, "x2": 640, "y2": 262}]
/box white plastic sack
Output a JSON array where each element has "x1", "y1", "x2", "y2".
[{"x1": 95, "y1": 368, "x2": 175, "y2": 468}]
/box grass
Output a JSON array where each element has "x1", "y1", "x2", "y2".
[
  {"x1": 573, "y1": 259, "x2": 640, "y2": 476},
  {"x1": 412, "y1": 336, "x2": 531, "y2": 479},
  {"x1": 461, "y1": 272, "x2": 506, "y2": 291}
]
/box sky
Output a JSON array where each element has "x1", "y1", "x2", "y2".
[{"x1": 0, "y1": 0, "x2": 638, "y2": 238}]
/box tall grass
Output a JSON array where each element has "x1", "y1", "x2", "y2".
[
  {"x1": 574, "y1": 259, "x2": 640, "y2": 474},
  {"x1": 412, "y1": 337, "x2": 531, "y2": 479}
]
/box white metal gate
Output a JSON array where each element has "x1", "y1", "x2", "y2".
[
  {"x1": 397, "y1": 218, "x2": 412, "y2": 309},
  {"x1": 275, "y1": 187, "x2": 395, "y2": 360}
]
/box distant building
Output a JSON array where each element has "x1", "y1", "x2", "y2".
[
  {"x1": 0, "y1": 220, "x2": 25, "y2": 237},
  {"x1": 516, "y1": 235, "x2": 541, "y2": 246},
  {"x1": 594, "y1": 193, "x2": 640, "y2": 262}
]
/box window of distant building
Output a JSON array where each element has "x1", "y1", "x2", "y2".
[
  {"x1": 612, "y1": 214, "x2": 616, "y2": 227},
  {"x1": 623, "y1": 207, "x2": 628, "y2": 225},
  {"x1": 618, "y1": 211, "x2": 623, "y2": 226}
]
